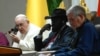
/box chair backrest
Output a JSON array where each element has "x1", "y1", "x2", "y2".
[
  {"x1": 0, "y1": 46, "x2": 22, "y2": 56},
  {"x1": 94, "y1": 24, "x2": 100, "y2": 56},
  {"x1": 93, "y1": 17, "x2": 100, "y2": 25},
  {"x1": 95, "y1": 24, "x2": 100, "y2": 37}
]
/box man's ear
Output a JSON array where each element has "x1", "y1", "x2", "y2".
[{"x1": 79, "y1": 14, "x2": 85, "y2": 21}]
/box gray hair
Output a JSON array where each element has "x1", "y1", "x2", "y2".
[
  {"x1": 15, "y1": 14, "x2": 28, "y2": 21},
  {"x1": 67, "y1": 5, "x2": 86, "y2": 17}
]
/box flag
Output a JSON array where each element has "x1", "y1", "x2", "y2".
[
  {"x1": 97, "y1": 0, "x2": 100, "y2": 16},
  {"x1": 47, "y1": 0, "x2": 65, "y2": 15},
  {"x1": 26, "y1": 0, "x2": 65, "y2": 27},
  {"x1": 26, "y1": 0, "x2": 65, "y2": 40},
  {"x1": 26, "y1": 0, "x2": 49, "y2": 28}
]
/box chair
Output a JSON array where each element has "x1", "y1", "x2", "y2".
[
  {"x1": 92, "y1": 17, "x2": 100, "y2": 25},
  {"x1": 94, "y1": 24, "x2": 100, "y2": 56},
  {"x1": 95, "y1": 24, "x2": 100, "y2": 37},
  {"x1": 0, "y1": 46, "x2": 22, "y2": 56}
]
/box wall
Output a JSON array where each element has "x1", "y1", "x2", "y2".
[
  {"x1": 72, "y1": 0, "x2": 98, "y2": 11},
  {"x1": 0, "y1": 0, "x2": 26, "y2": 32}
]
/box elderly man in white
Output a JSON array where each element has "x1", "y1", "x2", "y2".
[{"x1": 9, "y1": 14, "x2": 40, "y2": 51}]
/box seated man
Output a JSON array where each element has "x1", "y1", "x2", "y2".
[
  {"x1": 34, "y1": 8, "x2": 76, "y2": 51},
  {"x1": 9, "y1": 14, "x2": 40, "y2": 51},
  {"x1": 0, "y1": 32, "x2": 9, "y2": 46},
  {"x1": 53, "y1": 5, "x2": 99, "y2": 56}
]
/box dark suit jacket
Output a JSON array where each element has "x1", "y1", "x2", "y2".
[
  {"x1": 34, "y1": 25, "x2": 75, "y2": 51},
  {"x1": 54, "y1": 20, "x2": 99, "y2": 56}
]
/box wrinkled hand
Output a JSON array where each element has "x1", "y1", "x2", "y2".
[
  {"x1": 9, "y1": 33, "x2": 20, "y2": 43},
  {"x1": 39, "y1": 24, "x2": 51, "y2": 35}
]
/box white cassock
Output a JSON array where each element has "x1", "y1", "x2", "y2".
[{"x1": 12, "y1": 23, "x2": 40, "y2": 51}]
